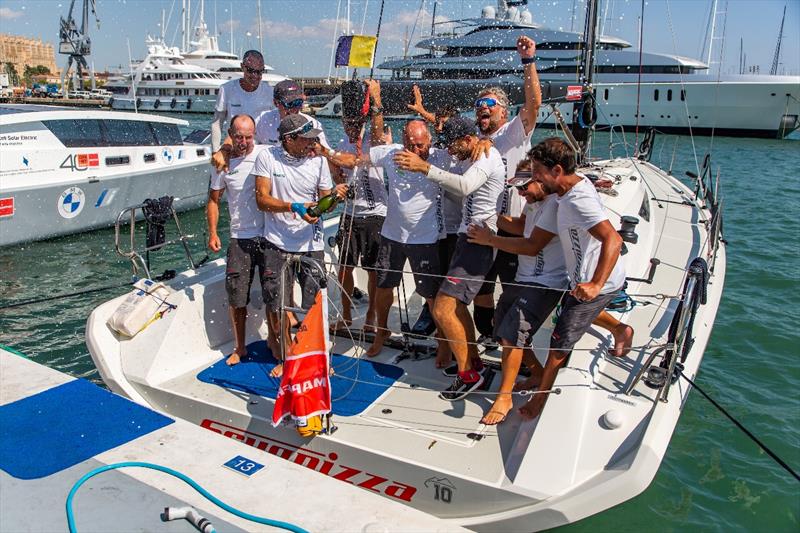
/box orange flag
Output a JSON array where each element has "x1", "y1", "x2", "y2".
[{"x1": 272, "y1": 290, "x2": 332, "y2": 427}]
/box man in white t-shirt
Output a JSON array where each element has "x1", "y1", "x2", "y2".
[
  {"x1": 212, "y1": 80, "x2": 330, "y2": 172},
  {"x1": 472, "y1": 35, "x2": 543, "y2": 349},
  {"x1": 207, "y1": 115, "x2": 267, "y2": 367},
  {"x1": 253, "y1": 114, "x2": 346, "y2": 376},
  {"x1": 211, "y1": 50, "x2": 275, "y2": 152},
  {"x1": 518, "y1": 137, "x2": 626, "y2": 420},
  {"x1": 394, "y1": 116, "x2": 506, "y2": 400},
  {"x1": 329, "y1": 116, "x2": 389, "y2": 333},
  {"x1": 361, "y1": 119, "x2": 452, "y2": 358}
]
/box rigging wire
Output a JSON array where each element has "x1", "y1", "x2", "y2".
[{"x1": 680, "y1": 371, "x2": 800, "y2": 483}]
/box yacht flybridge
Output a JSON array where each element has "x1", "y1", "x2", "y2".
[
  {"x1": 181, "y1": 16, "x2": 287, "y2": 85},
  {"x1": 106, "y1": 37, "x2": 227, "y2": 113},
  {"x1": 375, "y1": 0, "x2": 800, "y2": 138}
]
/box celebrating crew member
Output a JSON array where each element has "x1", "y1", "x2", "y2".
[
  {"x1": 212, "y1": 79, "x2": 329, "y2": 171},
  {"x1": 211, "y1": 50, "x2": 274, "y2": 153},
  {"x1": 394, "y1": 116, "x2": 506, "y2": 400},
  {"x1": 472, "y1": 35, "x2": 542, "y2": 349},
  {"x1": 253, "y1": 114, "x2": 346, "y2": 377},
  {"x1": 518, "y1": 138, "x2": 626, "y2": 420},
  {"x1": 206, "y1": 114, "x2": 267, "y2": 367},
  {"x1": 330, "y1": 115, "x2": 389, "y2": 334}
]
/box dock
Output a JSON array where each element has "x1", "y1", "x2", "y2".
[
  {"x1": 0, "y1": 347, "x2": 466, "y2": 532},
  {"x1": 0, "y1": 96, "x2": 108, "y2": 108}
]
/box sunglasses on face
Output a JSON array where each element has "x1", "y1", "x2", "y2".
[
  {"x1": 243, "y1": 66, "x2": 262, "y2": 75},
  {"x1": 474, "y1": 97, "x2": 503, "y2": 109},
  {"x1": 281, "y1": 98, "x2": 304, "y2": 109},
  {"x1": 512, "y1": 170, "x2": 534, "y2": 191}
]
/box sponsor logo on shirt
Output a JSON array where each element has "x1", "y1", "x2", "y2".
[{"x1": 568, "y1": 227, "x2": 583, "y2": 283}]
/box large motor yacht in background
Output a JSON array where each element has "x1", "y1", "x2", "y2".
[
  {"x1": 0, "y1": 105, "x2": 210, "y2": 246},
  {"x1": 374, "y1": 0, "x2": 800, "y2": 138},
  {"x1": 106, "y1": 37, "x2": 227, "y2": 113},
  {"x1": 181, "y1": 16, "x2": 287, "y2": 85}
]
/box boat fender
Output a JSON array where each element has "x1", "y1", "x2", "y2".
[
  {"x1": 170, "y1": 97, "x2": 177, "y2": 109},
  {"x1": 186, "y1": 97, "x2": 192, "y2": 110},
  {"x1": 107, "y1": 279, "x2": 174, "y2": 337},
  {"x1": 154, "y1": 98, "x2": 160, "y2": 109},
  {"x1": 162, "y1": 507, "x2": 213, "y2": 533},
  {"x1": 108, "y1": 97, "x2": 114, "y2": 106},
  {"x1": 136, "y1": 98, "x2": 142, "y2": 109}
]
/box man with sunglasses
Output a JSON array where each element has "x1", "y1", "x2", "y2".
[
  {"x1": 211, "y1": 50, "x2": 275, "y2": 153},
  {"x1": 212, "y1": 80, "x2": 330, "y2": 172},
  {"x1": 252, "y1": 114, "x2": 346, "y2": 377},
  {"x1": 393, "y1": 116, "x2": 506, "y2": 400},
  {"x1": 471, "y1": 35, "x2": 542, "y2": 352}
]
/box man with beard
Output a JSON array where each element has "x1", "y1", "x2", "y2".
[
  {"x1": 253, "y1": 114, "x2": 347, "y2": 377},
  {"x1": 471, "y1": 35, "x2": 542, "y2": 352}
]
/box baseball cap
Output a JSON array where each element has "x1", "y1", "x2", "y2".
[
  {"x1": 274, "y1": 80, "x2": 304, "y2": 102},
  {"x1": 438, "y1": 116, "x2": 477, "y2": 146},
  {"x1": 278, "y1": 114, "x2": 322, "y2": 138}
]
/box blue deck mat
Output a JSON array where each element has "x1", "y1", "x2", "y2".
[
  {"x1": 0, "y1": 379, "x2": 173, "y2": 480},
  {"x1": 196, "y1": 340, "x2": 405, "y2": 417}
]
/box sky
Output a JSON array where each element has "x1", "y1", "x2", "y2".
[{"x1": 1, "y1": 0, "x2": 798, "y2": 78}]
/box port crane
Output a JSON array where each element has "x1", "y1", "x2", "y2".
[{"x1": 59, "y1": 0, "x2": 99, "y2": 95}]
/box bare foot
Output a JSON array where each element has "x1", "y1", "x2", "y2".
[
  {"x1": 519, "y1": 394, "x2": 546, "y2": 420},
  {"x1": 513, "y1": 373, "x2": 541, "y2": 392},
  {"x1": 435, "y1": 348, "x2": 452, "y2": 369},
  {"x1": 365, "y1": 332, "x2": 389, "y2": 357},
  {"x1": 610, "y1": 324, "x2": 634, "y2": 357},
  {"x1": 362, "y1": 319, "x2": 376, "y2": 334},
  {"x1": 480, "y1": 396, "x2": 513, "y2": 425},
  {"x1": 225, "y1": 351, "x2": 243, "y2": 366},
  {"x1": 270, "y1": 363, "x2": 284, "y2": 378},
  {"x1": 330, "y1": 319, "x2": 352, "y2": 333}
]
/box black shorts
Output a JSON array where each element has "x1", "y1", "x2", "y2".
[
  {"x1": 261, "y1": 241, "x2": 325, "y2": 313},
  {"x1": 375, "y1": 236, "x2": 441, "y2": 299},
  {"x1": 478, "y1": 232, "x2": 519, "y2": 296},
  {"x1": 335, "y1": 215, "x2": 384, "y2": 269},
  {"x1": 494, "y1": 282, "x2": 564, "y2": 348},
  {"x1": 438, "y1": 233, "x2": 459, "y2": 274},
  {"x1": 551, "y1": 291, "x2": 620, "y2": 353},
  {"x1": 225, "y1": 237, "x2": 264, "y2": 308},
  {"x1": 438, "y1": 234, "x2": 496, "y2": 305}
]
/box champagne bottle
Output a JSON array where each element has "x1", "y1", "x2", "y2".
[{"x1": 306, "y1": 193, "x2": 341, "y2": 218}]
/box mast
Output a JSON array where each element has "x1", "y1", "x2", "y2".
[
  {"x1": 257, "y1": 0, "x2": 263, "y2": 56},
  {"x1": 181, "y1": 0, "x2": 186, "y2": 50},
  {"x1": 570, "y1": 0, "x2": 599, "y2": 160},
  {"x1": 770, "y1": 4, "x2": 786, "y2": 75},
  {"x1": 706, "y1": 0, "x2": 718, "y2": 66}
]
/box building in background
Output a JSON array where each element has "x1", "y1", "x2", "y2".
[{"x1": 0, "y1": 33, "x2": 60, "y2": 85}]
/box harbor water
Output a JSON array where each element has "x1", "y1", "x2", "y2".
[{"x1": 1, "y1": 113, "x2": 797, "y2": 531}]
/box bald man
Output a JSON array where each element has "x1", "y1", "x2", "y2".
[
  {"x1": 207, "y1": 114, "x2": 268, "y2": 366},
  {"x1": 360, "y1": 118, "x2": 453, "y2": 358}
]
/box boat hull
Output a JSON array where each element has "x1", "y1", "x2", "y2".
[{"x1": 110, "y1": 95, "x2": 218, "y2": 114}]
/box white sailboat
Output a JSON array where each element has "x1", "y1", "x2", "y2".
[{"x1": 86, "y1": 1, "x2": 727, "y2": 529}]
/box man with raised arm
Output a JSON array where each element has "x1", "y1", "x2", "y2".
[
  {"x1": 211, "y1": 50, "x2": 274, "y2": 153},
  {"x1": 206, "y1": 114, "x2": 267, "y2": 367},
  {"x1": 329, "y1": 115, "x2": 389, "y2": 334},
  {"x1": 394, "y1": 116, "x2": 506, "y2": 400},
  {"x1": 351, "y1": 81, "x2": 453, "y2": 359},
  {"x1": 252, "y1": 114, "x2": 346, "y2": 377},
  {"x1": 471, "y1": 35, "x2": 542, "y2": 350},
  {"x1": 518, "y1": 138, "x2": 625, "y2": 420}
]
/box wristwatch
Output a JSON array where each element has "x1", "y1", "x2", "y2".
[{"x1": 370, "y1": 105, "x2": 385, "y2": 116}]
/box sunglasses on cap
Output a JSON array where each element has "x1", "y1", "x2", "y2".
[
  {"x1": 474, "y1": 97, "x2": 504, "y2": 109},
  {"x1": 243, "y1": 66, "x2": 262, "y2": 75},
  {"x1": 281, "y1": 98, "x2": 304, "y2": 109},
  {"x1": 512, "y1": 170, "x2": 534, "y2": 191},
  {"x1": 284, "y1": 120, "x2": 315, "y2": 137}
]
